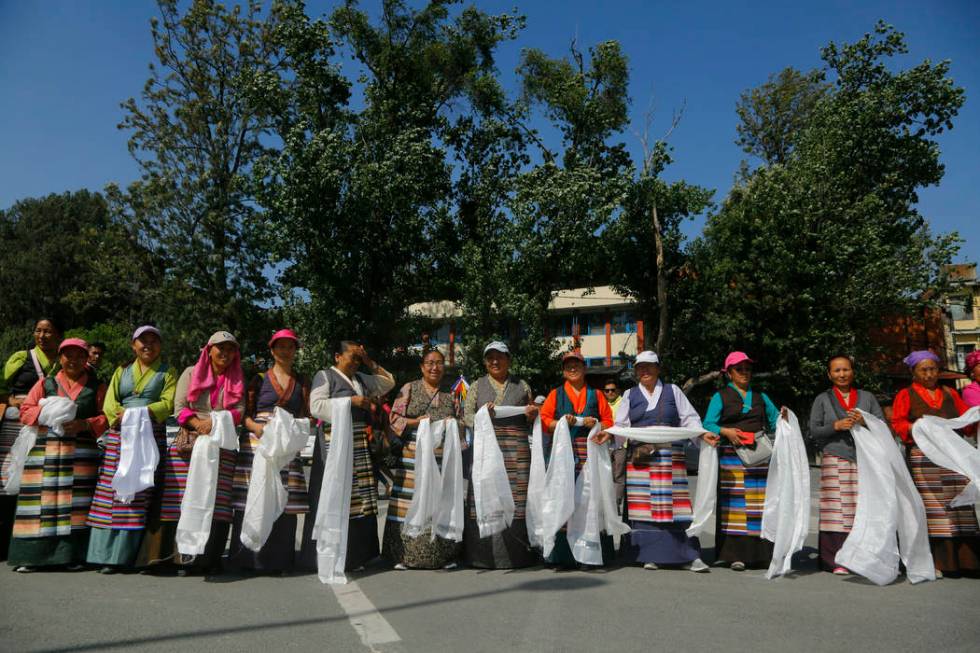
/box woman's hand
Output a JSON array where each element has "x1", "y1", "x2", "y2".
[
  {"x1": 8, "y1": 396, "x2": 24, "y2": 408},
  {"x1": 252, "y1": 422, "x2": 266, "y2": 437},
  {"x1": 833, "y1": 418, "x2": 855, "y2": 431},
  {"x1": 485, "y1": 402, "x2": 495, "y2": 418},
  {"x1": 564, "y1": 414, "x2": 577, "y2": 426},
  {"x1": 410, "y1": 415, "x2": 430, "y2": 427},
  {"x1": 524, "y1": 404, "x2": 539, "y2": 420},
  {"x1": 780, "y1": 406, "x2": 789, "y2": 420},
  {"x1": 720, "y1": 427, "x2": 743, "y2": 445},
  {"x1": 847, "y1": 410, "x2": 865, "y2": 426},
  {"x1": 702, "y1": 432, "x2": 720, "y2": 447},
  {"x1": 195, "y1": 416, "x2": 213, "y2": 435},
  {"x1": 581, "y1": 416, "x2": 597, "y2": 428},
  {"x1": 591, "y1": 431, "x2": 611, "y2": 444},
  {"x1": 350, "y1": 396, "x2": 374, "y2": 411}
]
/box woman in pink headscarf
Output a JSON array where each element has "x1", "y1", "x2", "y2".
[
  {"x1": 136, "y1": 331, "x2": 245, "y2": 576},
  {"x1": 963, "y1": 350, "x2": 980, "y2": 407}
]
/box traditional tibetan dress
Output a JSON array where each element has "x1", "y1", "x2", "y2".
[
  {"x1": 381, "y1": 380, "x2": 462, "y2": 568},
  {"x1": 891, "y1": 383, "x2": 979, "y2": 574},
  {"x1": 0, "y1": 347, "x2": 58, "y2": 560},
  {"x1": 704, "y1": 383, "x2": 778, "y2": 568},
  {"x1": 462, "y1": 375, "x2": 538, "y2": 569},
  {"x1": 298, "y1": 366, "x2": 394, "y2": 572},
  {"x1": 85, "y1": 360, "x2": 175, "y2": 567},
  {"x1": 227, "y1": 371, "x2": 310, "y2": 572},
  {"x1": 618, "y1": 381, "x2": 703, "y2": 565},
  {"x1": 8, "y1": 371, "x2": 106, "y2": 567},
  {"x1": 808, "y1": 388, "x2": 884, "y2": 571},
  {"x1": 538, "y1": 381, "x2": 615, "y2": 566},
  {"x1": 136, "y1": 365, "x2": 244, "y2": 570}
]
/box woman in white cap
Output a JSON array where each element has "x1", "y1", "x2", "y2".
[
  {"x1": 298, "y1": 340, "x2": 395, "y2": 572},
  {"x1": 86, "y1": 325, "x2": 177, "y2": 573},
  {"x1": 702, "y1": 351, "x2": 780, "y2": 571},
  {"x1": 9, "y1": 337, "x2": 107, "y2": 571},
  {"x1": 599, "y1": 351, "x2": 711, "y2": 572},
  {"x1": 137, "y1": 330, "x2": 245, "y2": 575},
  {"x1": 461, "y1": 341, "x2": 539, "y2": 568}
]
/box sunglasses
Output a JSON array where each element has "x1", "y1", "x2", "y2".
[{"x1": 602, "y1": 388, "x2": 618, "y2": 393}]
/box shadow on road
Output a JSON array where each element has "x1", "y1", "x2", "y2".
[{"x1": 35, "y1": 574, "x2": 607, "y2": 653}]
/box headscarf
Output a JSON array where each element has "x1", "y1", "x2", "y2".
[
  {"x1": 902, "y1": 350, "x2": 940, "y2": 370},
  {"x1": 186, "y1": 343, "x2": 244, "y2": 410},
  {"x1": 966, "y1": 350, "x2": 980, "y2": 374}
]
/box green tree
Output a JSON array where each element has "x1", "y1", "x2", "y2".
[
  {"x1": 118, "y1": 0, "x2": 291, "y2": 359},
  {"x1": 686, "y1": 22, "x2": 963, "y2": 407},
  {"x1": 735, "y1": 66, "x2": 830, "y2": 166}
]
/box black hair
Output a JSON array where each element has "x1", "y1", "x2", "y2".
[
  {"x1": 421, "y1": 347, "x2": 445, "y2": 362},
  {"x1": 89, "y1": 342, "x2": 106, "y2": 351},
  {"x1": 334, "y1": 340, "x2": 359, "y2": 356},
  {"x1": 603, "y1": 379, "x2": 620, "y2": 390},
  {"x1": 826, "y1": 353, "x2": 854, "y2": 370},
  {"x1": 35, "y1": 317, "x2": 64, "y2": 335}
]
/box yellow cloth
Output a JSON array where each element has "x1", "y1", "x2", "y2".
[{"x1": 102, "y1": 359, "x2": 177, "y2": 425}]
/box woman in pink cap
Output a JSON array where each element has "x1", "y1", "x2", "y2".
[
  {"x1": 0, "y1": 317, "x2": 62, "y2": 561},
  {"x1": 227, "y1": 328, "x2": 310, "y2": 574},
  {"x1": 137, "y1": 331, "x2": 245, "y2": 575},
  {"x1": 963, "y1": 350, "x2": 980, "y2": 407},
  {"x1": 9, "y1": 337, "x2": 107, "y2": 572},
  {"x1": 702, "y1": 351, "x2": 780, "y2": 571},
  {"x1": 85, "y1": 325, "x2": 177, "y2": 573}
]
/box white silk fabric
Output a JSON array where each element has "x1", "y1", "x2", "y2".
[
  {"x1": 526, "y1": 417, "x2": 575, "y2": 557},
  {"x1": 112, "y1": 406, "x2": 159, "y2": 503},
  {"x1": 2, "y1": 396, "x2": 76, "y2": 495},
  {"x1": 604, "y1": 425, "x2": 718, "y2": 538},
  {"x1": 566, "y1": 424, "x2": 631, "y2": 565},
  {"x1": 911, "y1": 406, "x2": 980, "y2": 508},
  {"x1": 761, "y1": 410, "x2": 811, "y2": 579},
  {"x1": 176, "y1": 410, "x2": 239, "y2": 556},
  {"x1": 471, "y1": 405, "x2": 524, "y2": 537},
  {"x1": 312, "y1": 398, "x2": 354, "y2": 584},
  {"x1": 240, "y1": 407, "x2": 311, "y2": 552},
  {"x1": 404, "y1": 417, "x2": 465, "y2": 542},
  {"x1": 835, "y1": 410, "x2": 935, "y2": 585}
]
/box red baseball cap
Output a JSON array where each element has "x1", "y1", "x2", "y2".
[{"x1": 724, "y1": 351, "x2": 755, "y2": 370}]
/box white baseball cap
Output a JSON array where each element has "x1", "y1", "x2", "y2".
[
  {"x1": 635, "y1": 350, "x2": 660, "y2": 366},
  {"x1": 483, "y1": 341, "x2": 510, "y2": 356}
]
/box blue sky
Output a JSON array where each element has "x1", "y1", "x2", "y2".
[{"x1": 0, "y1": 0, "x2": 976, "y2": 259}]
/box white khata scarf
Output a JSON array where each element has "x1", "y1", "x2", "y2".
[
  {"x1": 911, "y1": 406, "x2": 980, "y2": 508},
  {"x1": 176, "y1": 410, "x2": 239, "y2": 556},
  {"x1": 240, "y1": 407, "x2": 310, "y2": 552},
  {"x1": 3, "y1": 396, "x2": 76, "y2": 495},
  {"x1": 761, "y1": 409, "x2": 810, "y2": 579},
  {"x1": 526, "y1": 416, "x2": 575, "y2": 557},
  {"x1": 113, "y1": 406, "x2": 159, "y2": 503},
  {"x1": 471, "y1": 405, "x2": 524, "y2": 537},
  {"x1": 604, "y1": 424, "x2": 718, "y2": 538},
  {"x1": 313, "y1": 397, "x2": 354, "y2": 585},
  {"x1": 404, "y1": 416, "x2": 465, "y2": 542},
  {"x1": 835, "y1": 409, "x2": 935, "y2": 585}
]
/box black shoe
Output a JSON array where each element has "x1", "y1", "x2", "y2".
[{"x1": 99, "y1": 566, "x2": 117, "y2": 575}]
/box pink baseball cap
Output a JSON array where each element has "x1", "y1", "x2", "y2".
[
  {"x1": 59, "y1": 337, "x2": 89, "y2": 353},
  {"x1": 561, "y1": 350, "x2": 585, "y2": 365},
  {"x1": 723, "y1": 351, "x2": 755, "y2": 370},
  {"x1": 268, "y1": 328, "x2": 301, "y2": 348}
]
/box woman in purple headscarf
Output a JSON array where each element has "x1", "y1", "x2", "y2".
[
  {"x1": 963, "y1": 350, "x2": 980, "y2": 407},
  {"x1": 890, "y1": 349, "x2": 978, "y2": 577}
]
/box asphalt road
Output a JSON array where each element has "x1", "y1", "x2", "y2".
[{"x1": 1, "y1": 470, "x2": 978, "y2": 653}]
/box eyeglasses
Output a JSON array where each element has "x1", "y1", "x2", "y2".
[{"x1": 422, "y1": 361, "x2": 445, "y2": 368}]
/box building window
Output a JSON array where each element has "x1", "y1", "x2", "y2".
[
  {"x1": 956, "y1": 344, "x2": 976, "y2": 372},
  {"x1": 612, "y1": 311, "x2": 636, "y2": 334},
  {"x1": 549, "y1": 315, "x2": 574, "y2": 338},
  {"x1": 584, "y1": 313, "x2": 606, "y2": 336}
]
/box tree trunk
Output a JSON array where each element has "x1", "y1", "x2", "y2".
[{"x1": 652, "y1": 202, "x2": 669, "y2": 354}]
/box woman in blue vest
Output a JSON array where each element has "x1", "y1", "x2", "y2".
[
  {"x1": 703, "y1": 351, "x2": 781, "y2": 571},
  {"x1": 85, "y1": 325, "x2": 177, "y2": 573},
  {"x1": 602, "y1": 350, "x2": 711, "y2": 572},
  {"x1": 539, "y1": 351, "x2": 615, "y2": 567}
]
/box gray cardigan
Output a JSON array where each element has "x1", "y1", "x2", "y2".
[{"x1": 808, "y1": 389, "x2": 884, "y2": 462}]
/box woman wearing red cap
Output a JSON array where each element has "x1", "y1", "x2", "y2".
[
  {"x1": 702, "y1": 351, "x2": 780, "y2": 571},
  {"x1": 0, "y1": 317, "x2": 62, "y2": 561},
  {"x1": 137, "y1": 331, "x2": 245, "y2": 575},
  {"x1": 9, "y1": 337, "x2": 107, "y2": 571},
  {"x1": 227, "y1": 329, "x2": 310, "y2": 574},
  {"x1": 85, "y1": 326, "x2": 177, "y2": 573},
  {"x1": 890, "y1": 350, "x2": 978, "y2": 577},
  {"x1": 538, "y1": 350, "x2": 615, "y2": 567}
]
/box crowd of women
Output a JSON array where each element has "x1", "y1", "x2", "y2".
[{"x1": 0, "y1": 318, "x2": 978, "y2": 581}]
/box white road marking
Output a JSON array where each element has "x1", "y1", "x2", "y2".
[{"x1": 331, "y1": 580, "x2": 402, "y2": 651}]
